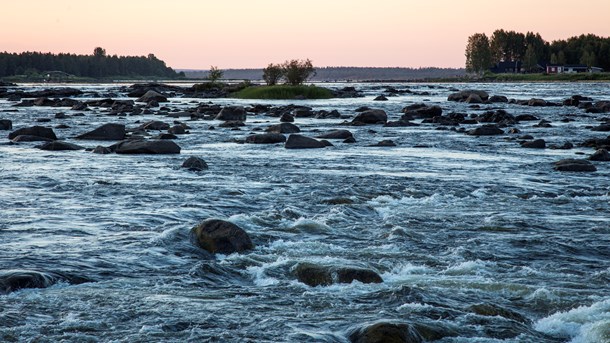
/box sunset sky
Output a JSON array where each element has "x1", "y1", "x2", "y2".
[{"x1": 3, "y1": 0, "x2": 610, "y2": 69}]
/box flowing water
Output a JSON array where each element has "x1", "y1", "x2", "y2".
[{"x1": 0, "y1": 82, "x2": 608, "y2": 342}]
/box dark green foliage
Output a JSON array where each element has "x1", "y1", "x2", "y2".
[
  {"x1": 262, "y1": 63, "x2": 283, "y2": 85},
  {"x1": 0, "y1": 48, "x2": 179, "y2": 79},
  {"x1": 207, "y1": 66, "x2": 223, "y2": 82},
  {"x1": 281, "y1": 59, "x2": 315, "y2": 85},
  {"x1": 233, "y1": 85, "x2": 333, "y2": 100},
  {"x1": 465, "y1": 33, "x2": 492, "y2": 74}
]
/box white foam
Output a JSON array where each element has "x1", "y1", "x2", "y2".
[
  {"x1": 535, "y1": 298, "x2": 610, "y2": 343},
  {"x1": 443, "y1": 260, "x2": 492, "y2": 276}
]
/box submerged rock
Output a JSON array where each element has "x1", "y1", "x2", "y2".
[
  {"x1": 181, "y1": 156, "x2": 208, "y2": 171},
  {"x1": 352, "y1": 109, "x2": 387, "y2": 125},
  {"x1": 245, "y1": 133, "x2": 286, "y2": 144},
  {"x1": 467, "y1": 125, "x2": 504, "y2": 136},
  {"x1": 0, "y1": 119, "x2": 12, "y2": 130},
  {"x1": 8, "y1": 126, "x2": 57, "y2": 141},
  {"x1": 0, "y1": 270, "x2": 89, "y2": 294},
  {"x1": 191, "y1": 219, "x2": 254, "y2": 254},
  {"x1": 285, "y1": 134, "x2": 327, "y2": 149},
  {"x1": 113, "y1": 139, "x2": 181, "y2": 154},
  {"x1": 294, "y1": 263, "x2": 382, "y2": 286},
  {"x1": 553, "y1": 159, "x2": 596, "y2": 172},
  {"x1": 37, "y1": 141, "x2": 85, "y2": 151},
  {"x1": 349, "y1": 322, "x2": 423, "y2": 343},
  {"x1": 76, "y1": 123, "x2": 126, "y2": 140}
]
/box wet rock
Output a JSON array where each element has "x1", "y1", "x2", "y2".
[
  {"x1": 528, "y1": 98, "x2": 547, "y2": 107},
  {"x1": 156, "y1": 133, "x2": 178, "y2": 140},
  {"x1": 468, "y1": 303, "x2": 528, "y2": 323},
  {"x1": 141, "y1": 121, "x2": 170, "y2": 131},
  {"x1": 374, "y1": 95, "x2": 388, "y2": 101},
  {"x1": 321, "y1": 197, "x2": 355, "y2": 205},
  {"x1": 589, "y1": 149, "x2": 610, "y2": 161},
  {"x1": 515, "y1": 114, "x2": 539, "y2": 121},
  {"x1": 295, "y1": 263, "x2": 382, "y2": 287},
  {"x1": 344, "y1": 137, "x2": 357, "y2": 143},
  {"x1": 315, "y1": 109, "x2": 342, "y2": 119},
  {"x1": 136, "y1": 90, "x2": 168, "y2": 103},
  {"x1": 11, "y1": 135, "x2": 54, "y2": 142},
  {"x1": 355, "y1": 106, "x2": 371, "y2": 112},
  {"x1": 553, "y1": 159, "x2": 596, "y2": 172},
  {"x1": 216, "y1": 106, "x2": 247, "y2": 121},
  {"x1": 332, "y1": 86, "x2": 363, "y2": 98},
  {"x1": 0, "y1": 270, "x2": 89, "y2": 294},
  {"x1": 245, "y1": 133, "x2": 286, "y2": 144},
  {"x1": 8, "y1": 126, "x2": 57, "y2": 141},
  {"x1": 476, "y1": 110, "x2": 515, "y2": 124},
  {"x1": 0, "y1": 119, "x2": 12, "y2": 130},
  {"x1": 285, "y1": 134, "x2": 327, "y2": 149},
  {"x1": 191, "y1": 219, "x2": 254, "y2": 254},
  {"x1": 369, "y1": 140, "x2": 397, "y2": 147},
  {"x1": 218, "y1": 120, "x2": 245, "y2": 128},
  {"x1": 402, "y1": 104, "x2": 442, "y2": 118},
  {"x1": 447, "y1": 90, "x2": 489, "y2": 102},
  {"x1": 37, "y1": 141, "x2": 85, "y2": 151},
  {"x1": 71, "y1": 102, "x2": 88, "y2": 111},
  {"x1": 113, "y1": 139, "x2": 181, "y2": 154},
  {"x1": 548, "y1": 141, "x2": 573, "y2": 150},
  {"x1": 349, "y1": 322, "x2": 423, "y2": 343},
  {"x1": 76, "y1": 123, "x2": 125, "y2": 140},
  {"x1": 591, "y1": 124, "x2": 610, "y2": 132},
  {"x1": 316, "y1": 129, "x2": 353, "y2": 140},
  {"x1": 465, "y1": 94, "x2": 483, "y2": 104},
  {"x1": 520, "y1": 139, "x2": 546, "y2": 149},
  {"x1": 92, "y1": 145, "x2": 113, "y2": 154},
  {"x1": 279, "y1": 113, "x2": 294, "y2": 122},
  {"x1": 126, "y1": 83, "x2": 184, "y2": 97},
  {"x1": 168, "y1": 125, "x2": 187, "y2": 135},
  {"x1": 467, "y1": 125, "x2": 504, "y2": 136},
  {"x1": 534, "y1": 119, "x2": 552, "y2": 128},
  {"x1": 384, "y1": 120, "x2": 419, "y2": 127},
  {"x1": 266, "y1": 123, "x2": 300, "y2": 134},
  {"x1": 292, "y1": 108, "x2": 314, "y2": 117},
  {"x1": 352, "y1": 109, "x2": 387, "y2": 125},
  {"x1": 489, "y1": 95, "x2": 508, "y2": 103},
  {"x1": 181, "y1": 156, "x2": 208, "y2": 171}
]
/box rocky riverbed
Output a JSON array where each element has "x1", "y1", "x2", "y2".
[{"x1": 0, "y1": 81, "x2": 609, "y2": 342}]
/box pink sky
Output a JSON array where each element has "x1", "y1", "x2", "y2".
[{"x1": 3, "y1": 0, "x2": 610, "y2": 69}]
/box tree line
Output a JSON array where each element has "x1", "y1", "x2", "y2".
[
  {"x1": 466, "y1": 30, "x2": 610, "y2": 73},
  {"x1": 0, "y1": 47, "x2": 180, "y2": 79}
]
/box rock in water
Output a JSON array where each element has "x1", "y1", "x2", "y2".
[
  {"x1": 113, "y1": 140, "x2": 181, "y2": 154},
  {"x1": 467, "y1": 125, "x2": 504, "y2": 136},
  {"x1": 294, "y1": 263, "x2": 383, "y2": 286},
  {"x1": 37, "y1": 141, "x2": 85, "y2": 151},
  {"x1": 316, "y1": 129, "x2": 353, "y2": 140},
  {"x1": 191, "y1": 219, "x2": 254, "y2": 254},
  {"x1": 521, "y1": 139, "x2": 546, "y2": 149},
  {"x1": 216, "y1": 106, "x2": 247, "y2": 121},
  {"x1": 352, "y1": 109, "x2": 387, "y2": 124},
  {"x1": 349, "y1": 322, "x2": 424, "y2": 343},
  {"x1": 245, "y1": 133, "x2": 287, "y2": 144},
  {"x1": 136, "y1": 90, "x2": 168, "y2": 103},
  {"x1": 76, "y1": 123, "x2": 125, "y2": 140},
  {"x1": 553, "y1": 159, "x2": 596, "y2": 172},
  {"x1": 589, "y1": 149, "x2": 610, "y2": 161},
  {"x1": 285, "y1": 134, "x2": 327, "y2": 149},
  {"x1": 8, "y1": 126, "x2": 57, "y2": 140},
  {"x1": 0, "y1": 270, "x2": 89, "y2": 294},
  {"x1": 181, "y1": 156, "x2": 208, "y2": 171},
  {"x1": 0, "y1": 119, "x2": 12, "y2": 130},
  {"x1": 266, "y1": 123, "x2": 300, "y2": 134}
]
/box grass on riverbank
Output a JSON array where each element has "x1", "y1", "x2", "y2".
[{"x1": 233, "y1": 85, "x2": 333, "y2": 99}]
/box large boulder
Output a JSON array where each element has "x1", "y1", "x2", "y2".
[
  {"x1": 191, "y1": 219, "x2": 254, "y2": 254},
  {"x1": 316, "y1": 129, "x2": 353, "y2": 140},
  {"x1": 553, "y1": 159, "x2": 596, "y2": 172},
  {"x1": 285, "y1": 134, "x2": 327, "y2": 149},
  {"x1": 352, "y1": 109, "x2": 387, "y2": 124},
  {"x1": 11, "y1": 135, "x2": 53, "y2": 142},
  {"x1": 245, "y1": 133, "x2": 286, "y2": 144},
  {"x1": 0, "y1": 119, "x2": 12, "y2": 130},
  {"x1": 37, "y1": 141, "x2": 85, "y2": 151},
  {"x1": 467, "y1": 125, "x2": 504, "y2": 136},
  {"x1": 216, "y1": 106, "x2": 247, "y2": 121},
  {"x1": 447, "y1": 90, "x2": 489, "y2": 102},
  {"x1": 181, "y1": 156, "x2": 208, "y2": 171},
  {"x1": 266, "y1": 123, "x2": 300, "y2": 134},
  {"x1": 113, "y1": 140, "x2": 181, "y2": 154},
  {"x1": 349, "y1": 322, "x2": 423, "y2": 343},
  {"x1": 589, "y1": 149, "x2": 610, "y2": 161},
  {"x1": 136, "y1": 90, "x2": 168, "y2": 103},
  {"x1": 294, "y1": 263, "x2": 382, "y2": 287},
  {"x1": 76, "y1": 123, "x2": 125, "y2": 140},
  {"x1": 8, "y1": 126, "x2": 57, "y2": 140}
]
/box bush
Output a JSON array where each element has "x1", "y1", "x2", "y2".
[
  {"x1": 233, "y1": 85, "x2": 333, "y2": 100},
  {"x1": 263, "y1": 63, "x2": 284, "y2": 86},
  {"x1": 282, "y1": 59, "x2": 315, "y2": 85}
]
